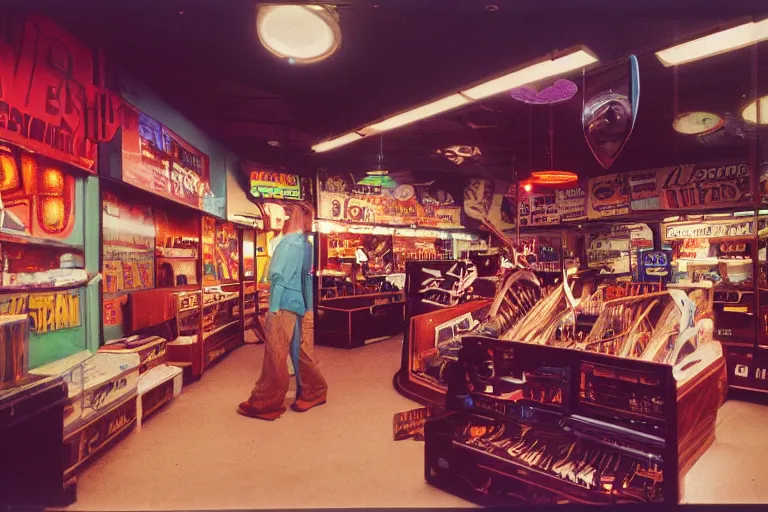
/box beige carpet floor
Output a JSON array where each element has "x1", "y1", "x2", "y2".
[{"x1": 68, "y1": 336, "x2": 768, "y2": 509}]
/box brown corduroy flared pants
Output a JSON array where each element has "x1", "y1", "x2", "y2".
[{"x1": 249, "y1": 310, "x2": 328, "y2": 411}]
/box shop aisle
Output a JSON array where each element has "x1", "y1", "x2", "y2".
[
  {"x1": 66, "y1": 337, "x2": 472, "y2": 510},
  {"x1": 66, "y1": 335, "x2": 768, "y2": 510}
]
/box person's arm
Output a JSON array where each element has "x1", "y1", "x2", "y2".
[{"x1": 268, "y1": 239, "x2": 303, "y2": 313}]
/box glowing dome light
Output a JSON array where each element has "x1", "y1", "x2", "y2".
[
  {"x1": 742, "y1": 96, "x2": 768, "y2": 125},
  {"x1": 673, "y1": 112, "x2": 725, "y2": 135},
  {"x1": 256, "y1": 4, "x2": 341, "y2": 64}
]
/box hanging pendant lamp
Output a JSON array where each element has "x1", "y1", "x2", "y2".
[{"x1": 522, "y1": 105, "x2": 578, "y2": 190}]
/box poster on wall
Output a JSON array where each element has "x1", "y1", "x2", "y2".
[
  {"x1": 0, "y1": 15, "x2": 97, "y2": 173},
  {"x1": 318, "y1": 171, "x2": 463, "y2": 229},
  {"x1": 122, "y1": 103, "x2": 212, "y2": 210},
  {"x1": 530, "y1": 193, "x2": 558, "y2": 226},
  {"x1": 215, "y1": 222, "x2": 240, "y2": 282},
  {"x1": 102, "y1": 191, "x2": 155, "y2": 294},
  {"x1": 658, "y1": 163, "x2": 751, "y2": 210},
  {"x1": 588, "y1": 174, "x2": 630, "y2": 219},
  {"x1": 202, "y1": 216, "x2": 217, "y2": 285},
  {"x1": 556, "y1": 186, "x2": 587, "y2": 222},
  {"x1": 628, "y1": 170, "x2": 661, "y2": 211}
]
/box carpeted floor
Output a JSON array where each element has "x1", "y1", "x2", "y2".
[{"x1": 68, "y1": 336, "x2": 768, "y2": 509}]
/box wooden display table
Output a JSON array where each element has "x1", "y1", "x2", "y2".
[{"x1": 316, "y1": 292, "x2": 405, "y2": 349}]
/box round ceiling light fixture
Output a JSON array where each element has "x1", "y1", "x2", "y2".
[
  {"x1": 742, "y1": 96, "x2": 768, "y2": 125},
  {"x1": 673, "y1": 112, "x2": 725, "y2": 135},
  {"x1": 256, "y1": 4, "x2": 341, "y2": 64}
]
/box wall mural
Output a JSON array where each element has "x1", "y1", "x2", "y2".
[
  {"x1": 317, "y1": 170, "x2": 463, "y2": 229},
  {"x1": 582, "y1": 55, "x2": 640, "y2": 170},
  {"x1": 122, "y1": 103, "x2": 212, "y2": 211},
  {"x1": 102, "y1": 191, "x2": 155, "y2": 294},
  {"x1": 0, "y1": 15, "x2": 97, "y2": 172}
]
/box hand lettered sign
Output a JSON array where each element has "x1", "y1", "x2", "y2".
[{"x1": 658, "y1": 163, "x2": 751, "y2": 210}]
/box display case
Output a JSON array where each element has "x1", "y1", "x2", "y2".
[
  {"x1": 394, "y1": 259, "x2": 498, "y2": 405},
  {"x1": 425, "y1": 335, "x2": 725, "y2": 506},
  {"x1": 199, "y1": 218, "x2": 243, "y2": 369},
  {"x1": 241, "y1": 229, "x2": 258, "y2": 337}
]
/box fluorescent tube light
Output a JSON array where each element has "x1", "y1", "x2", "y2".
[
  {"x1": 655, "y1": 19, "x2": 768, "y2": 67},
  {"x1": 312, "y1": 132, "x2": 364, "y2": 153},
  {"x1": 461, "y1": 48, "x2": 598, "y2": 101},
  {"x1": 364, "y1": 94, "x2": 469, "y2": 133},
  {"x1": 742, "y1": 95, "x2": 768, "y2": 124},
  {"x1": 309, "y1": 46, "x2": 599, "y2": 152}
]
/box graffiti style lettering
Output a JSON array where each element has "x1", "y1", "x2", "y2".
[
  {"x1": 0, "y1": 16, "x2": 97, "y2": 171},
  {"x1": 92, "y1": 377, "x2": 129, "y2": 411},
  {"x1": 0, "y1": 291, "x2": 80, "y2": 334},
  {"x1": 661, "y1": 164, "x2": 751, "y2": 209}
]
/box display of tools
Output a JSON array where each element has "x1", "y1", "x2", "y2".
[{"x1": 455, "y1": 418, "x2": 664, "y2": 500}]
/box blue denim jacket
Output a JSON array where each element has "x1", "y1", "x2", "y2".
[{"x1": 268, "y1": 232, "x2": 312, "y2": 315}]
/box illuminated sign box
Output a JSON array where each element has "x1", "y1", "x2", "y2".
[{"x1": 249, "y1": 171, "x2": 302, "y2": 200}]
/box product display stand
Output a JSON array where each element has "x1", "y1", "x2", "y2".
[{"x1": 425, "y1": 335, "x2": 726, "y2": 506}]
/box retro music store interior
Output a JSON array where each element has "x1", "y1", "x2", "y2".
[{"x1": 3, "y1": 1, "x2": 768, "y2": 509}]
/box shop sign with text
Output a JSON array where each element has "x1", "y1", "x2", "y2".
[
  {"x1": 664, "y1": 219, "x2": 755, "y2": 240},
  {"x1": 658, "y1": 163, "x2": 751, "y2": 210},
  {"x1": 556, "y1": 186, "x2": 587, "y2": 222},
  {"x1": 0, "y1": 290, "x2": 81, "y2": 334},
  {"x1": 249, "y1": 170, "x2": 302, "y2": 200}
]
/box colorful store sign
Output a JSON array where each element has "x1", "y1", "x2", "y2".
[
  {"x1": 121, "y1": 104, "x2": 211, "y2": 210},
  {"x1": 658, "y1": 163, "x2": 751, "y2": 210},
  {"x1": 664, "y1": 219, "x2": 755, "y2": 240},
  {"x1": 318, "y1": 172, "x2": 463, "y2": 229},
  {"x1": 587, "y1": 174, "x2": 630, "y2": 218},
  {"x1": 249, "y1": 170, "x2": 302, "y2": 200},
  {"x1": 0, "y1": 15, "x2": 97, "y2": 172},
  {"x1": 0, "y1": 290, "x2": 81, "y2": 334}
]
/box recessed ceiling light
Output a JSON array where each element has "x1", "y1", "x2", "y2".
[
  {"x1": 256, "y1": 4, "x2": 341, "y2": 64},
  {"x1": 267, "y1": 140, "x2": 281, "y2": 147},
  {"x1": 742, "y1": 95, "x2": 768, "y2": 125},
  {"x1": 673, "y1": 112, "x2": 725, "y2": 135}
]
